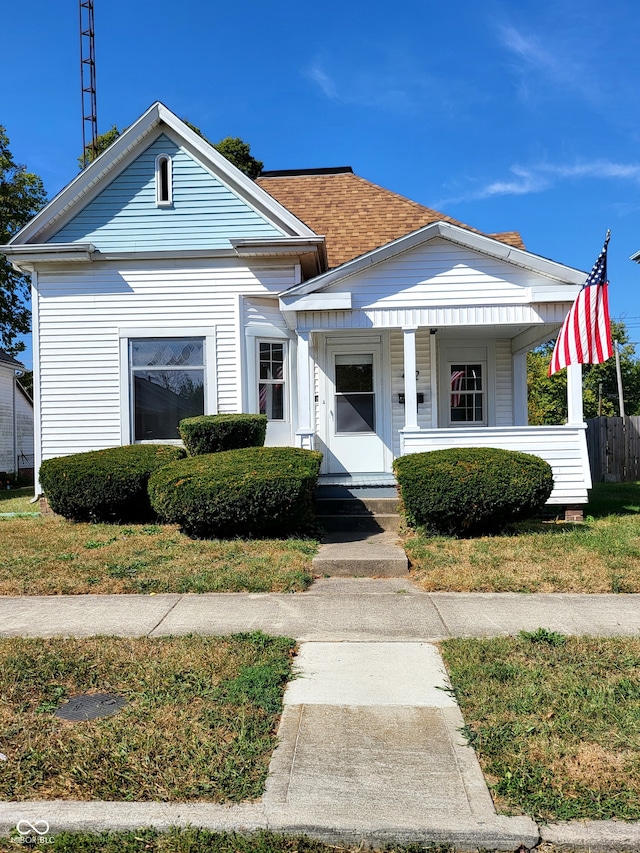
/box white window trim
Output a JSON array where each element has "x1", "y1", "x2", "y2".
[
  {"x1": 119, "y1": 327, "x2": 216, "y2": 444},
  {"x1": 438, "y1": 342, "x2": 495, "y2": 428},
  {"x1": 256, "y1": 338, "x2": 290, "y2": 422},
  {"x1": 155, "y1": 154, "x2": 173, "y2": 207}
]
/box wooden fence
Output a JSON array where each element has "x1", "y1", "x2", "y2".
[{"x1": 586, "y1": 416, "x2": 640, "y2": 482}]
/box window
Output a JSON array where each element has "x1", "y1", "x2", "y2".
[
  {"x1": 335, "y1": 353, "x2": 375, "y2": 433},
  {"x1": 155, "y1": 154, "x2": 172, "y2": 206},
  {"x1": 450, "y1": 364, "x2": 484, "y2": 423},
  {"x1": 130, "y1": 338, "x2": 204, "y2": 440},
  {"x1": 258, "y1": 341, "x2": 286, "y2": 420}
]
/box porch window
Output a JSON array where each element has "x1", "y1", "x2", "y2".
[
  {"x1": 335, "y1": 353, "x2": 375, "y2": 433},
  {"x1": 258, "y1": 341, "x2": 286, "y2": 421},
  {"x1": 450, "y1": 364, "x2": 484, "y2": 423},
  {"x1": 130, "y1": 337, "x2": 205, "y2": 440}
]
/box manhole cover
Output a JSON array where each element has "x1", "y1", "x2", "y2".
[{"x1": 55, "y1": 693, "x2": 127, "y2": 721}]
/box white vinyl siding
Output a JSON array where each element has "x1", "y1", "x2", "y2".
[
  {"x1": 35, "y1": 259, "x2": 298, "y2": 461},
  {"x1": 49, "y1": 135, "x2": 284, "y2": 252},
  {"x1": 0, "y1": 368, "x2": 14, "y2": 472},
  {"x1": 495, "y1": 339, "x2": 513, "y2": 426}
]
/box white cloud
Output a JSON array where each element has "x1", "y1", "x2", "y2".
[
  {"x1": 496, "y1": 22, "x2": 598, "y2": 105},
  {"x1": 433, "y1": 159, "x2": 640, "y2": 207}
]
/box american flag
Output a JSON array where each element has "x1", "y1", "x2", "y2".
[
  {"x1": 548, "y1": 234, "x2": 613, "y2": 376},
  {"x1": 450, "y1": 369, "x2": 466, "y2": 407}
]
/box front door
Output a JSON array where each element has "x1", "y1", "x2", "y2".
[{"x1": 323, "y1": 342, "x2": 387, "y2": 474}]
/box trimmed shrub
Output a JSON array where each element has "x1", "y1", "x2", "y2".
[
  {"x1": 39, "y1": 444, "x2": 186, "y2": 523},
  {"x1": 148, "y1": 446, "x2": 323, "y2": 539},
  {"x1": 393, "y1": 447, "x2": 554, "y2": 536},
  {"x1": 178, "y1": 414, "x2": 267, "y2": 456}
]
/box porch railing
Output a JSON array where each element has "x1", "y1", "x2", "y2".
[{"x1": 398, "y1": 425, "x2": 591, "y2": 505}]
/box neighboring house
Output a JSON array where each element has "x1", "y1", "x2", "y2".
[
  {"x1": 2, "y1": 102, "x2": 591, "y2": 513},
  {"x1": 0, "y1": 349, "x2": 34, "y2": 479}
]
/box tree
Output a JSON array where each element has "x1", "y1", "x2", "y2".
[
  {"x1": 212, "y1": 137, "x2": 263, "y2": 179},
  {"x1": 80, "y1": 123, "x2": 263, "y2": 178},
  {"x1": 0, "y1": 127, "x2": 47, "y2": 355},
  {"x1": 527, "y1": 321, "x2": 640, "y2": 423}
]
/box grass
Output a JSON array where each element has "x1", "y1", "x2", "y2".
[
  {"x1": 0, "y1": 834, "x2": 621, "y2": 853},
  {"x1": 0, "y1": 833, "x2": 500, "y2": 853},
  {"x1": 0, "y1": 632, "x2": 294, "y2": 802},
  {"x1": 404, "y1": 481, "x2": 640, "y2": 593},
  {"x1": 0, "y1": 516, "x2": 316, "y2": 594},
  {"x1": 441, "y1": 631, "x2": 640, "y2": 821},
  {"x1": 0, "y1": 486, "x2": 37, "y2": 515}
]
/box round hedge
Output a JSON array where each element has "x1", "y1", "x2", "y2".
[
  {"x1": 39, "y1": 444, "x2": 186, "y2": 523},
  {"x1": 148, "y1": 446, "x2": 323, "y2": 539},
  {"x1": 393, "y1": 447, "x2": 554, "y2": 536},
  {"x1": 178, "y1": 414, "x2": 267, "y2": 456}
]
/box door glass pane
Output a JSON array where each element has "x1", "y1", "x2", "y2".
[
  {"x1": 134, "y1": 369, "x2": 204, "y2": 440},
  {"x1": 336, "y1": 394, "x2": 375, "y2": 433},
  {"x1": 335, "y1": 354, "x2": 373, "y2": 393}
]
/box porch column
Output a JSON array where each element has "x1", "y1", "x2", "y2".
[
  {"x1": 512, "y1": 352, "x2": 528, "y2": 425},
  {"x1": 402, "y1": 326, "x2": 419, "y2": 429},
  {"x1": 430, "y1": 329, "x2": 438, "y2": 428},
  {"x1": 295, "y1": 331, "x2": 314, "y2": 449},
  {"x1": 566, "y1": 363, "x2": 584, "y2": 424}
]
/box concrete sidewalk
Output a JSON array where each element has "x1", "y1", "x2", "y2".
[
  {"x1": 1, "y1": 577, "x2": 639, "y2": 639},
  {"x1": 1, "y1": 579, "x2": 639, "y2": 849}
]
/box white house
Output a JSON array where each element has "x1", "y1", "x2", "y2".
[
  {"x1": 0, "y1": 349, "x2": 33, "y2": 479},
  {"x1": 2, "y1": 102, "x2": 591, "y2": 514}
]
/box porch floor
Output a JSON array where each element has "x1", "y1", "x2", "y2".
[{"x1": 317, "y1": 473, "x2": 397, "y2": 487}]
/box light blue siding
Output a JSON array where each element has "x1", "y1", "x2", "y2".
[{"x1": 49, "y1": 135, "x2": 284, "y2": 251}]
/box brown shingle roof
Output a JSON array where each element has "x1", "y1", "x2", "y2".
[{"x1": 256, "y1": 170, "x2": 525, "y2": 269}]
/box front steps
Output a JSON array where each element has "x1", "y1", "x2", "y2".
[{"x1": 313, "y1": 484, "x2": 409, "y2": 578}]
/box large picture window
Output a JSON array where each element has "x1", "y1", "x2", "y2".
[
  {"x1": 449, "y1": 363, "x2": 484, "y2": 423},
  {"x1": 130, "y1": 337, "x2": 205, "y2": 440},
  {"x1": 258, "y1": 341, "x2": 286, "y2": 421}
]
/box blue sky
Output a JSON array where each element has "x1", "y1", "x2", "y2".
[{"x1": 3, "y1": 0, "x2": 640, "y2": 366}]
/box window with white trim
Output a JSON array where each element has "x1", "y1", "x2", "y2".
[
  {"x1": 449, "y1": 363, "x2": 484, "y2": 423},
  {"x1": 258, "y1": 340, "x2": 287, "y2": 421},
  {"x1": 155, "y1": 154, "x2": 172, "y2": 206},
  {"x1": 130, "y1": 337, "x2": 204, "y2": 440}
]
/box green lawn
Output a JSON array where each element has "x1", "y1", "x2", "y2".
[
  {"x1": 0, "y1": 633, "x2": 294, "y2": 803},
  {"x1": 405, "y1": 481, "x2": 640, "y2": 593},
  {"x1": 441, "y1": 631, "x2": 640, "y2": 821},
  {"x1": 0, "y1": 515, "x2": 316, "y2": 594}
]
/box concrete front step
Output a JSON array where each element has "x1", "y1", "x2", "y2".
[
  {"x1": 312, "y1": 531, "x2": 409, "y2": 578},
  {"x1": 318, "y1": 513, "x2": 401, "y2": 533},
  {"x1": 315, "y1": 490, "x2": 403, "y2": 534}
]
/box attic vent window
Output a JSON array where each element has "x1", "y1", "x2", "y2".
[{"x1": 155, "y1": 154, "x2": 173, "y2": 207}]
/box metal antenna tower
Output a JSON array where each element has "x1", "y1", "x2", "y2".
[{"x1": 79, "y1": 0, "x2": 97, "y2": 168}]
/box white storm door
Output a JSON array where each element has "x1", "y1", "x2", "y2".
[{"x1": 325, "y1": 345, "x2": 386, "y2": 473}]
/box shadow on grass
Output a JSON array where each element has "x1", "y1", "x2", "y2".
[{"x1": 584, "y1": 481, "x2": 640, "y2": 518}]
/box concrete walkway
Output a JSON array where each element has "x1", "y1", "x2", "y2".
[{"x1": 1, "y1": 579, "x2": 639, "y2": 849}]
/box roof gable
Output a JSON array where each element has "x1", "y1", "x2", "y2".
[
  {"x1": 281, "y1": 221, "x2": 586, "y2": 308},
  {"x1": 10, "y1": 103, "x2": 317, "y2": 248},
  {"x1": 47, "y1": 133, "x2": 285, "y2": 252}
]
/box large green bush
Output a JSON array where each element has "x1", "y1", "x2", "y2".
[
  {"x1": 148, "y1": 446, "x2": 323, "y2": 539},
  {"x1": 178, "y1": 414, "x2": 267, "y2": 456},
  {"x1": 393, "y1": 447, "x2": 554, "y2": 536},
  {"x1": 39, "y1": 444, "x2": 186, "y2": 523}
]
